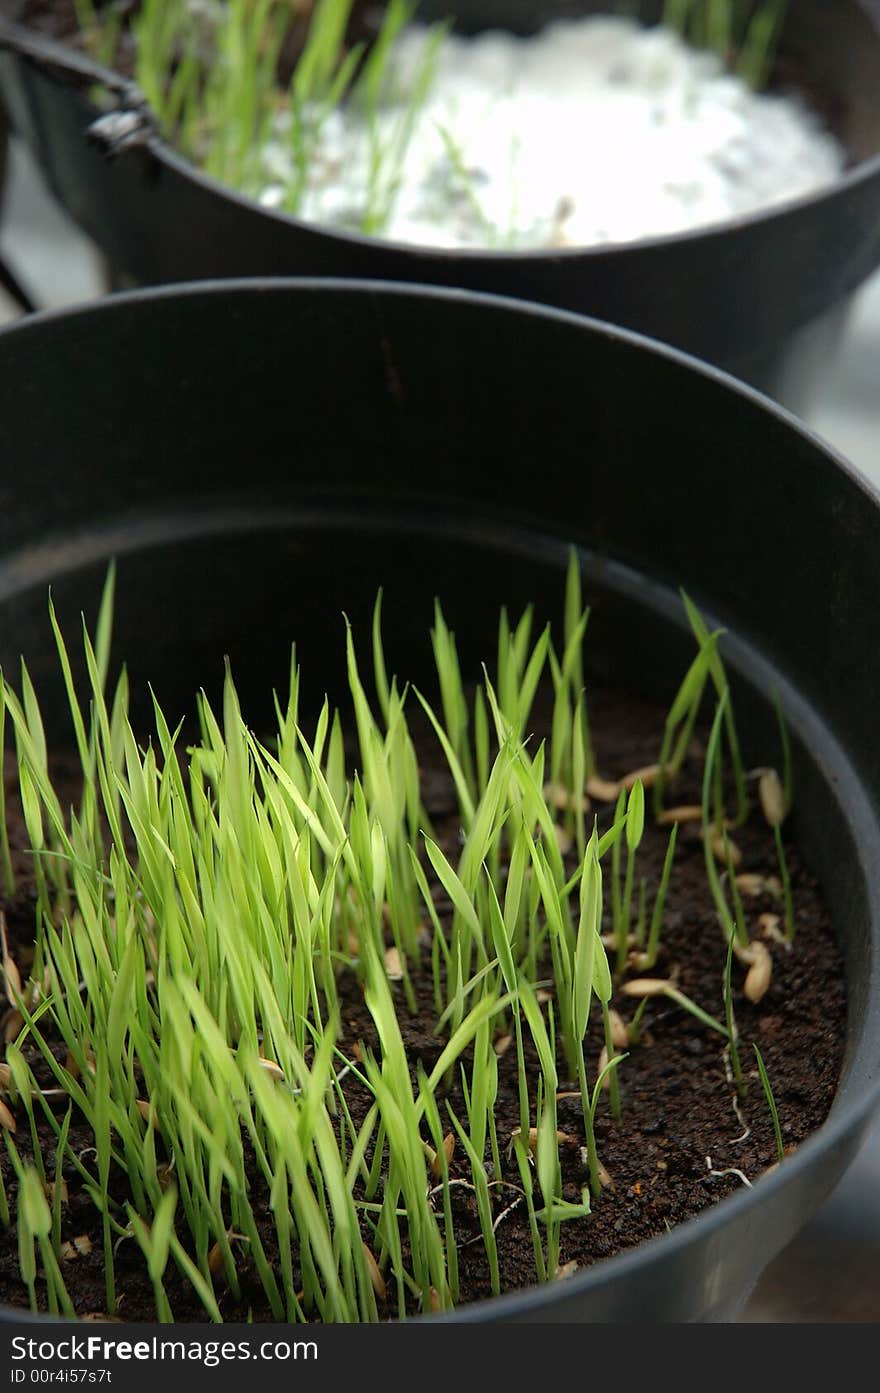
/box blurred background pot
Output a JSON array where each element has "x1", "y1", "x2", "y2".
[{"x1": 1, "y1": 2, "x2": 880, "y2": 410}]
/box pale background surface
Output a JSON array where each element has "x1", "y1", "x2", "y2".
[{"x1": 1, "y1": 136, "x2": 879, "y2": 1322}]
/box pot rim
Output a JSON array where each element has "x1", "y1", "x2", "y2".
[
  {"x1": 3, "y1": 8, "x2": 880, "y2": 265},
  {"x1": 149, "y1": 128, "x2": 880, "y2": 266},
  {"x1": 0, "y1": 276, "x2": 878, "y2": 1323}
]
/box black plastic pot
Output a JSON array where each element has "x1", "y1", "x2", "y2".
[
  {"x1": 2, "y1": 2, "x2": 880, "y2": 410},
  {"x1": 0, "y1": 278, "x2": 878, "y2": 1322}
]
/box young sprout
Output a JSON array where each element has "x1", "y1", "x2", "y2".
[
  {"x1": 653, "y1": 627, "x2": 719, "y2": 819},
  {"x1": 610, "y1": 786, "x2": 626, "y2": 960},
  {"x1": 724, "y1": 932, "x2": 746, "y2": 1100},
  {"x1": 642, "y1": 821, "x2": 679, "y2": 970},
  {"x1": 617, "y1": 778, "x2": 645, "y2": 974},
  {"x1": 737, "y1": 0, "x2": 790, "y2": 90},
  {"x1": 621, "y1": 977, "x2": 730, "y2": 1039},
  {"x1": 571, "y1": 833, "x2": 606, "y2": 1197},
  {"x1": 753, "y1": 1043, "x2": 785, "y2": 1164},
  {"x1": 759, "y1": 767, "x2": 795, "y2": 941},
  {"x1": 702, "y1": 694, "x2": 749, "y2": 950}
]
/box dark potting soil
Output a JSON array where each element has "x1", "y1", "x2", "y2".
[{"x1": 0, "y1": 679, "x2": 846, "y2": 1322}]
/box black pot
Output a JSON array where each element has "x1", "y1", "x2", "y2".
[
  {"x1": 2, "y1": 2, "x2": 880, "y2": 410},
  {"x1": 0, "y1": 278, "x2": 878, "y2": 1323}
]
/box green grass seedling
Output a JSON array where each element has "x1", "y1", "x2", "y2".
[
  {"x1": 754, "y1": 1043, "x2": 785, "y2": 1163},
  {"x1": 643, "y1": 821, "x2": 679, "y2": 969},
  {"x1": 617, "y1": 778, "x2": 645, "y2": 973},
  {"x1": 663, "y1": 0, "x2": 788, "y2": 89},
  {"x1": 683, "y1": 593, "x2": 748, "y2": 825},
  {"x1": 702, "y1": 694, "x2": 749, "y2": 950},
  {"x1": 571, "y1": 834, "x2": 605, "y2": 1196}
]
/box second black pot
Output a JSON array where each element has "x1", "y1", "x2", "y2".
[
  {"x1": 0, "y1": 278, "x2": 878, "y2": 1322},
  {"x1": 2, "y1": 2, "x2": 880, "y2": 410}
]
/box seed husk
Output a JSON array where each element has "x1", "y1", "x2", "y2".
[
  {"x1": 759, "y1": 912, "x2": 788, "y2": 947},
  {"x1": 3, "y1": 1009, "x2": 23, "y2": 1043},
  {"x1": 428, "y1": 1286, "x2": 442, "y2": 1312},
  {"x1": 743, "y1": 941, "x2": 773, "y2": 1003},
  {"x1": 733, "y1": 940, "x2": 758, "y2": 966},
  {"x1": 73, "y1": 1234, "x2": 92, "y2": 1257},
  {"x1": 704, "y1": 830, "x2": 742, "y2": 867},
  {"x1": 553, "y1": 825, "x2": 573, "y2": 855},
  {"x1": 555, "y1": 1260, "x2": 578, "y2": 1280},
  {"x1": 759, "y1": 769, "x2": 785, "y2": 828},
  {"x1": 0, "y1": 1098, "x2": 16, "y2": 1131},
  {"x1": 0, "y1": 1062, "x2": 10, "y2": 1092},
  {"x1": 608, "y1": 1009, "x2": 629, "y2": 1050},
  {"x1": 363, "y1": 1243, "x2": 386, "y2": 1299},
  {"x1": 587, "y1": 1157, "x2": 615, "y2": 1190},
  {"x1": 601, "y1": 931, "x2": 637, "y2": 951},
  {"x1": 493, "y1": 1033, "x2": 513, "y2": 1057},
  {"x1": 542, "y1": 781, "x2": 590, "y2": 814},
  {"x1": 586, "y1": 775, "x2": 622, "y2": 802},
  {"x1": 735, "y1": 873, "x2": 768, "y2": 897},
  {"x1": 597, "y1": 1045, "x2": 610, "y2": 1086},
  {"x1": 384, "y1": 946, "x2": 404, "y2": 981},
  {"x1": 0, "y1": 911, "x2": 22, "y2": 1007},
  {"x1": 657, "y1": 804, "x2": 703, "y2": 825},
  {"x1": 430, "y1": 1133, "x2": 455, "y2": 1178},
  {"x1": 621, "y1": 978, "x2": 673, "y2": 999},
  {"x1": 135, "y1": 1098, "x2": 157, "y2": 1128},
  {"x1": 64, "y1": 1048, "x2": 95, "y2": 1080},
  {"x1": 512, "y1": 1126, "x2": 577, "y2": 1154},
  {"x1": 257, "y1": 1057, "x2": 285, "y2": 1080},
  {"x1": 621, "y1": 763, "x2": 663, "y2": 791}
]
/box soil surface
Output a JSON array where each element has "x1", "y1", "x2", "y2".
[{"x1": 0, "y1": 678, "x2": 846, "y2": 1321}]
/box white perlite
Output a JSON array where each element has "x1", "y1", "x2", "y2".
[{"x1": 256, "y1": 15, "x2": 845, "y2": 249}]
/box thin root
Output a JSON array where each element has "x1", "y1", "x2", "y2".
[{"x1": 705, "y1": 1155, "x2": 752, "y2": 1189}]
